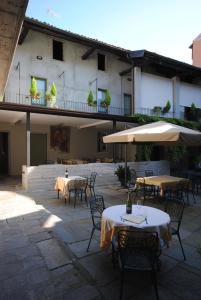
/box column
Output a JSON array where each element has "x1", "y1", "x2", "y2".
[
  {"x1": 26, "y1": 112, "x2": 30, "y2": 166},
  {"x1": 133, "y1": 66, "x2": 141, "y2": 114},
  {"x1": 172, "y1": 76, "x2": 180, "y2": 118}
]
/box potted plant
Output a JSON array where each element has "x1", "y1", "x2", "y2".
[
  {"x1": 30, "y1": 77, "x2": 38, "y2": 99},
  {"x1": 114, "y1": 165, "x2": 131, "y2": 187},
  {"x1": 152, "y1": 106, "x2": 162, "y2": 116},
  {"x1": 87, "y1": 90, "x2": 96, "y2": 106},
  {"x1": 46, "y1": 82, "x2": 57, "y2": 108},
  {"x1": 162, "y1": 100, "x2": 171, "y2": 114},
  {"x1": 101, "y1": 89, "x2": 111, "y2": 107}
]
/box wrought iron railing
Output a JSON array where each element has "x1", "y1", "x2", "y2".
[{"x1": 3, "y1": 92, "x2": 185, "y2": 119}]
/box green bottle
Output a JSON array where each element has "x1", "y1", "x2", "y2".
[{"x1": 126, "y1": 194, "x2": 132, "y2": 214}]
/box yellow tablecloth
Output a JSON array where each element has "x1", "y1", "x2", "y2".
[
  {"x1": 137, "y1": 175, "x2": 190, "y2": 195},
  {"x1": 54, "y1": 176, "x2": 87, "y2": 199}
]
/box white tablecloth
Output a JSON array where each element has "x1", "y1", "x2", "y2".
[
  {"x1": 100, "y1": 205, "x2": 171, "y2": 249},
  {"x1": 54, "y1": 176, "x2": 87, "y2": 199}
]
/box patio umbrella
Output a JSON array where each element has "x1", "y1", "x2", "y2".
[
  {"x1": 103, "y1": 121, "x2": 201, "y2": 146},
  {"x1": 103, "y1": 121, "x2": 201, "y2": 186}
]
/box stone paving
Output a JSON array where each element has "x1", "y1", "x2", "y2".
[{"x1": 0, "y1": 180, "x2": 201, "y2": 299}]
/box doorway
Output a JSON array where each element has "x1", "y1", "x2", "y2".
[
  {"x1": 31, "y1": 134, "x2": 47, "y2": 166},
  {"x1": 0, "y1": 132, "x2": 9, "y2": 176}
]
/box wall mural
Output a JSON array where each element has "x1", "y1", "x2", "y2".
[{"x1": 50, "y1": 126, "x2": 70, "y2": 152}]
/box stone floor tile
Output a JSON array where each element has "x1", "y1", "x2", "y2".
[
  {"x1": 26, "y1": 267, "x2": 50, "y2": 285},
  {"x1": 37, "y1": 238, "x2": 71, "y2": 270}
]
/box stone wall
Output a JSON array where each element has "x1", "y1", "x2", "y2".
[{"x1": 22, "y1": 160, "x2": 170, "y2": 191}]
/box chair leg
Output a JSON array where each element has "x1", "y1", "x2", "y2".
[
  {"x1": 151, "y1": 270, "x2": 159, "y2": 300},
  {"x1": 86, "y1": 227, "x2": 95, "y2": 252},
  {"x1": 119, "y1": 270, "x2": 124, "y2": 300},
  {"x1": 74, "y1": 191, "x2": 77, "y2": 208},
  {"x1": 177, "y1": 232, "x2": 186, "y2": 260}
]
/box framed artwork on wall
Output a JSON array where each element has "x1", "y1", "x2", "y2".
[{"x1": 50, "y1": 126, "x2": 70, "y2": 152}]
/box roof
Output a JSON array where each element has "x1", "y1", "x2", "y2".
[
  {"x1": 19, "y1": 17, "x2": 201, "y2": 80},
  {"x1": 19, "y1": 17, "x2": 131, "y2": 61}
]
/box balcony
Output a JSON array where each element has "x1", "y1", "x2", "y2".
[
  {"x1": 3, "y1": 92, "x2": 187, "y2": 121},
  {"x1": 4, "y1": 92, "x2": 125, "y2": 116}
]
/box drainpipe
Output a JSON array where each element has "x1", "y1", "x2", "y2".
[{"x1": 26, "y1": 112, "x2": 30, "y2": 166}]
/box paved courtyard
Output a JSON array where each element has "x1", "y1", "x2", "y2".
[{"x1": 0, "y1": 179, "x2": 201, "y2": 299}]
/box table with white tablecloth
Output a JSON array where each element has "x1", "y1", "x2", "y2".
[{"x1": 100, "y1": 204, "x2": 171, "y2": 249}]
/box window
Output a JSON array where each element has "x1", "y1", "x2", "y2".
[
  {"x1": 98, "y1": 88, "x2": 107, "y2": 112},
  {"x1": 31, "y1": 77, "x2": 46, "y2": 106},
  {"x1": 97, "y1": 53, "x2": 106, "y2": 71},
  {"x1": 124, "y1": 94, "x2": 132, "y2": 116},
  {"x1": 97, "y1": 132, "x2": 107, "y2": 152},
  {"x1": 53, "y1": 40, "x2": 63, "y2": 61}
]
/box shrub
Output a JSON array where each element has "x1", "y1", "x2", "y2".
[{"x1": 114, "y1": 165, "x2": 131, "y2": 186}]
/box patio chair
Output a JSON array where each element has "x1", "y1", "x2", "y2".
[
  {"x1": 86, "y1": 195, "x2": 105, "y2": 252},
  {"x1": 127, "y1": 168, "x2": 137, "y2": 191},
  {"x1": 145, "y1": 169, "x2": 154, "y2": 177},
  {"x1": 164, "y1": 197, "x2": 186, "y2": 260},
  {"x1": 68, "y1": 178, "x2": 88, "y2": 208},
  {"x1": 117, "y1": 229, "x2": 160, "y2": 300},
  {"x1": 87, "y1": 172, "x2": 97, "y2": 196}
]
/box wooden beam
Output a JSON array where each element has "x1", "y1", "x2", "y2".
[
  {"x1": 18, "y1": 25, "x2": 29, "y2": 45},
  {"x1": 119, "y1": 67, "x2": 132, "y2": 76},
  {"x1": 82, "y1": 46, "x2": 96, "y2": 60}
]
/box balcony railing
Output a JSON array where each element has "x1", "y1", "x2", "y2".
[
  {"x1": 4, "y1": 93, "x2": 125, "y2": 116},
  {"x1": 3, "y1": 92, "x2": 186, "y2": 120}
]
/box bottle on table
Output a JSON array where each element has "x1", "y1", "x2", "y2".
[
  {"x1": 65, "y1": 169, "x2": 68, "y2": 178},
  {"x1": 126, "y1": 193, "x2": 132, "y2": 214}
]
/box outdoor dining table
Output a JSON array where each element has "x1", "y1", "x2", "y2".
[
  {"x1": 54, "y1": 176, "x2": 87, "y2": 201},
  {"x1": 136, "y1": 175, "x2": 190, "y2": 196},
  {"x1": 100, "y1": 204, "x2": 171, "y2": 250}
]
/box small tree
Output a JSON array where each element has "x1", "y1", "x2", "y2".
[
  {"x1": 50, "y1": 82, "x2": 57, "y2": 97},
  {"x1": 87, "y1": 90, "x2": 94, "y2": 106},
  {"x1": 104, "y1": 89, "x2": 111, "y2": 106},
  {"x1": 163, "y1": 100, "x2": 171, "y2": 114},
  {"x1": 30, "y1": 77, "x2": 37, "y2": 98}
]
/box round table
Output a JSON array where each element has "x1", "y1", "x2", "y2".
[{"x1": 100, "y1": 205, "x2": 171, "y2": 249}]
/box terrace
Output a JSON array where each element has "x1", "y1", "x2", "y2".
[{"x1": 0, "y1": 178, "x2": 201, "y2": 299}]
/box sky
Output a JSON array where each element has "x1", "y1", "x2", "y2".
[{"x1": 26, "y1": 0, "x2": 201, "y2": 64}]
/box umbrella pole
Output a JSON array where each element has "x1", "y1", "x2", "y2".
[{"x1": 125, "y1": 144, "x2": 127, "y2": 187}]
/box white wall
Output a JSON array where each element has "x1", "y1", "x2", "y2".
[
  {"x1": 140, "y1": 73, "x2": 173, "y2": 110},
  {"x1": 180, "y1": 82, "x2": 201, "y2": 108},
  {"x1": 6, "y1": 30, "x2": 130, "y2": 109}
]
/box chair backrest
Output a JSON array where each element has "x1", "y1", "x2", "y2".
[
  {"x1": 128, "y1": 188, "x2": 144, "y2": 204},
  {"x1": 89, "y1": 172, "x2": 97, "y2": 186},
  {"x1": 164, "y1": 198, "x2": 185, "y2": 229},
  {"x1": 117, "y1": 229, "x2": 160, "y2": 270},
  {"x1": 89, "y1": 195, "x2": 105, "y2": 225},
  {"x1": 145, "y1": 169, "x2": 154, "y2": 177}
]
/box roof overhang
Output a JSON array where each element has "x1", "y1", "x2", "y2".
[
  {"x1": 0, "y1": 0, "x2": 28, "y2": 101},
  {"x1": 0, "y1": 102, "x2": 136, "y2": 129},
  {"x1": 127, "y1": 50, "x2": 201, "y2": 81}
]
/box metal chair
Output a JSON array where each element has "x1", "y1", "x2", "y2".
[
  {"x1": 117, "y1": 229, "x2": 161, "y2": 300},
  {"x1": 127, "y1": 168, "x2": 137, "y2": 191},
  {"x1": 164, "y1": 197, "x2": 186, "y2": 260},
  {"x1": 145, "y1": 169, "x2": 154, "y2": 177},
  {"x1": 68, "y1": 178, "x2": 88, "y2": 208},
  {"x1": 88, "y1": 172, "x2": 97, "y2": 196},
  {"x1": 86, "y1": 195, "x2": 105, "y2": 252}
]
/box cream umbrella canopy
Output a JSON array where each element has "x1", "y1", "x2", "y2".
[
  {"x1": 103, "y1": 121, "x2": 201, "y2": 187},
  {"x1": 103, "y1": 121, "x2": 201, "y2": 146}
]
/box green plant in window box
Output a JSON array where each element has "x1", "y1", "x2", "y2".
[
  {"x1": 101, "y1": 90, "x2": 111, "y2": 107},
  {"x1": 30, "y1": 77, "x2": 38, "y2": 99},
  {"x1": 46, "y1": 82, "x2": 57, "y2": 108},
  {"x1": 162, "y1": 100, "x2": 171, "y2": 114},
  {"x1": 87, "y1": 90, "x2": 96, "y2": 106},
  {"x1": 153, "y1": 106, "x2": 162, "y2": 115}
]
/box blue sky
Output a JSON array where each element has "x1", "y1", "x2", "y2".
[{"x1": 26, "y1": 0, "x2": 201, "y2": 64}]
